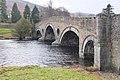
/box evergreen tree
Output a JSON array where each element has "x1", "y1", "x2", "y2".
[
  {"x1": 11, "y1": 3, "x2": 21, "y2": 23},
  {"x1": 23, "y1": 4, "x2": 30, "y2": 20},
  {"x1": 31, "y1": 6, "x2": 40, "y2": 23},
  {"x1": 0, "y1": 0, "x2": 8, "y2": 22}
]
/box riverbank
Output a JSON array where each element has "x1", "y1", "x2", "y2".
[
  {"x1": 0, "y1": 27, "x2": 33, "y2": 40},
  {"x1": 0, "y1": 27, "x2": 16, "y2": 39},
  {"x1": 0, "y1": 65, "x2": 119, "y2": 80}
]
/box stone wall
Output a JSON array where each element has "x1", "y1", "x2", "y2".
[{"x1": 112, "y1": 14, "x2": 120, "y2": 71}]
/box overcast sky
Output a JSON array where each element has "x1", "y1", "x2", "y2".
[{"x1": 24, "y1": 0, "x2": 120, "y2": 14}]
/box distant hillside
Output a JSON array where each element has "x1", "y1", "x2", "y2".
[{"x1": 6, "y1": 0, "x2": 43, "y2": 15}]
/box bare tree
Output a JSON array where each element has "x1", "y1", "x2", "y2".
[
  {"x1": 48, "y1": 0, "x2": 53, "y2": 8},
  {"x1": 47, "y1": 0, "x2": 54, "y2": 17},
  {"x1": 41, "y1": 0, "x2": 70, "y2": 18}
]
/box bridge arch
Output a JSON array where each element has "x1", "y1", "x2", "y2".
[
  {"x1": 60, "y1": 26, "x2": 79, "y2": 47},
  {"x1": 36, "y1": 30, "x2": 42, "y2": 40},
  {"x1": 60, "y1": 26, "x2": 79, "y2": 42},
  {"x1": 44, "y1": 24, "x2": 56, "y2": 43},
  {"x1": 82, "y1": 35, "x2": 97, "y2": 67}
]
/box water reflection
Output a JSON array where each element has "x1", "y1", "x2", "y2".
[{"x1": 0, "y1": 40, "x2": 79, "y2": 67}]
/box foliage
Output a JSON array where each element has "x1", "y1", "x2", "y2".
[
  {"x1": 11, "y1": 3, "x2": 21, "y2": 23},
  {"x1": 23, "y1": 4, "x2": 30, "y2": 20},
  {"x1": 44, "y1": 0, "x2": 70, "y2": 17},
  {"x1": 31, "y1": 6, "x2": 40, "y2": 23},
  {"x1": 55, "y1": 7, "x2": 70, "y2": 16},
  {"x1": 0, "y1": 0, "x2": 8, "y2": 22},
  {"x1": 13, "y1": 18, "x2": 32, "y2": 40},
  {"x1": 0, "y1": 66, "x2": 112, "y2": 80}
]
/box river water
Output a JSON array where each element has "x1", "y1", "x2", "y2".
[{"x1": 0, "y1": 40, "x2": 80, "y2": 67}]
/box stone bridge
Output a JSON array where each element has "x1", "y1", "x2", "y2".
[{"x1": 34, "y1": 4, "x2": 120, "y2": 72}]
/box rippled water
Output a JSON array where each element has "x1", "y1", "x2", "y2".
[{"x1": 0, "y1": 40, "x2": 79, "y2": 67}]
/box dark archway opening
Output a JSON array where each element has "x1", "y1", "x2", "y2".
[
  {"x1": 36, "y1": 30, "x2": 42, "y2": 40},
  {"x1": 61, "y1": 31, "x2": 79, "y2": 47},
  {"x1": 44, "y1": 26, "x2": 55, "y2": 44},
  {"x1": 84, "y1": 40, "x2": 94, "y2": 67},
  {"x1": 61, "y1": 31, "x2": 79, "y2": 63}
]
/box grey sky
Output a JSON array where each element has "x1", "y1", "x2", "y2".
[{"x1": 24, "y1": 0, "x2": 120, "y2": 14}]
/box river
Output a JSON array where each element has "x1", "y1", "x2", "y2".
[{"x1": 0, "y1": 40, "x2": 79, "y2": 67}]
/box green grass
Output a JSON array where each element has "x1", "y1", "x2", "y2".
[
  {"x1": 0, "y1": 66, "x2": 114, "y2": 80},
  {"x1": 0, "y1": 28, "x2": 13, "y2": 36}
]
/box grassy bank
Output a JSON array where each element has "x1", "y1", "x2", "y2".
[
  {"x1": 0, "y1": 66, "x2": 119, "y2": 80},
  {"x1": 0, "y1": 27, "x2": 15, "y2": 39}
]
